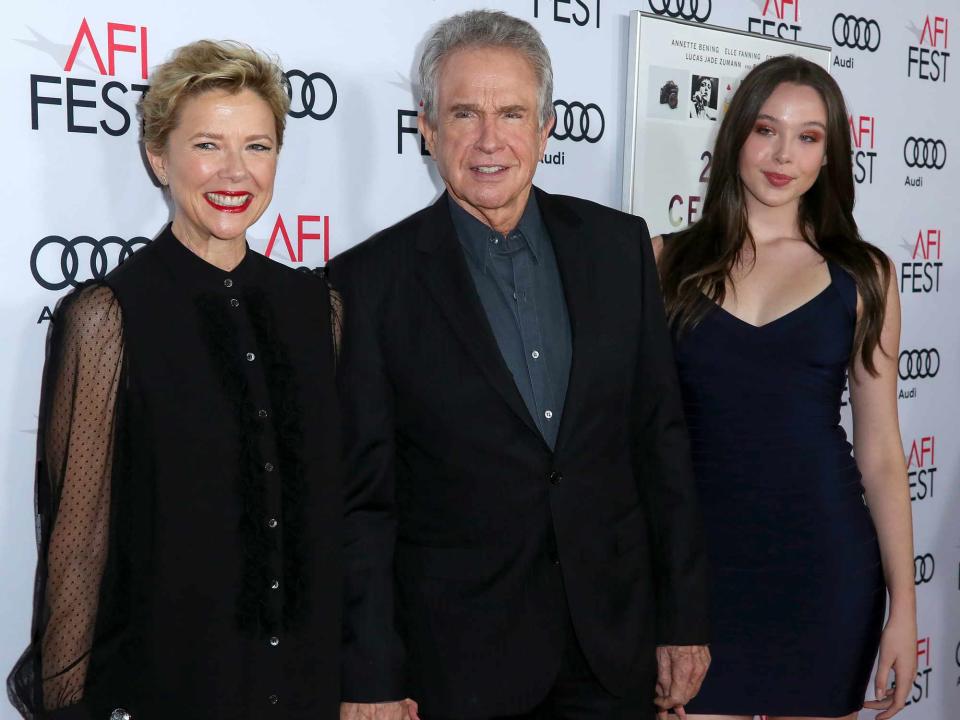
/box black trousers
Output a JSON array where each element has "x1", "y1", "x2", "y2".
[{"x1": 423, "y1": 618, "x2": 654, "y2": 720}]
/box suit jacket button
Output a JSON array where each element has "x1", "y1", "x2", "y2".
[{"x1": 549, "y1": 471, "x2": 562, "y2": 486}]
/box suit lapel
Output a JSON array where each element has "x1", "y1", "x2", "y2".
[
  {"x1": 535, "y1": 188, "x2": 595, "y2": 455},
  {"x1": 415, "y1": 194, "x2": 545, "y2": 442}
]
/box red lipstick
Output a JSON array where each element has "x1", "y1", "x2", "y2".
[
  {"x1": 204, "y1": 190, "x2": 253, "y2": 213},
  {"x1": 763, "y1": 172, "x2": 793, "y2": 188}
]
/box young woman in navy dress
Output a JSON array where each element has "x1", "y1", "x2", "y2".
[{"x1": 653, "y1": 56, "x2": 916, "y2": 720}]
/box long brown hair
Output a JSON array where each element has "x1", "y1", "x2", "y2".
[{"x1": 659, "y1": 55, "x2": 890, "y2": 375}]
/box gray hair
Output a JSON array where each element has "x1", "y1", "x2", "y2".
[{"x1": 418, "y1": 10, "x2": 555, "y2": 129}]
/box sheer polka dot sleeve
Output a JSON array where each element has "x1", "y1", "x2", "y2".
[{"x1": 8, "y1": 282, "x2": 124, "y2": 718}]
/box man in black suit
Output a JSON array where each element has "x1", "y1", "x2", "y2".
[{"x1": 331, "y1": 10, "x2": 709, "y2": 720}]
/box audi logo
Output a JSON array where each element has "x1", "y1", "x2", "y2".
[
  {"x1": 832, "y1": 14, "x2": 881, "y2": 52},
  {"x1": 647, "y1": 0, "x2": 712, "y2": 22},
  {"x1": 285, "y1": 69, "x2": 337, "y2": 121},
  {"x1": 30, "y1": 235, "x2": 150, "y2": 291},
  {"x1": 915, "y1": 553, "x2": 935, "y2": 585},
  {"x1": 904, "y1": 137, "x2": 947, "y2": 170},
  {"x1": 899, "y1": 349, "x2": 940, "y2": 380},
  {"x1": 551, "y1": 100, "x2": 605, "y2": 143}
]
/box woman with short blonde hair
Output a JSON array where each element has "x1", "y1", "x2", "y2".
[{"x1": 8, "y1": 39, "x2": 343, "y2": 720}]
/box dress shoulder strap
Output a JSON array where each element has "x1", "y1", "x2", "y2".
[{"x1": 827, "y1": 260, "x2": 858, "y2": 323}]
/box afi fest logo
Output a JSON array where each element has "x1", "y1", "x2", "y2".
[
  {"x1": 908, "y1": 15, "x2": 950, "y2": 83},
  {"x1": 264, "y1": 214, "x2": 331, "y2": 265},
  {"x1": 397, "y1": 105, "x2": 429, "y2": 156},
  {"x1": 27, "y1": 17, "x2": 149, "y2": 136},
  {"x1": 900, "y1": 229, "x2": 943, "y2": 294},
  {"x1": 647, "y1": 0, "x2": 712, "y2": 23},
  {"x1": 748, "y1": 0, "x2": 801, "y2": 41},
  {"x1": 849, "y1": 114, "x2": 876, "y2": 185},
  {"x1": 906, "y1": 434, "x2": 936, "y2": 503},
  {"x1": 905, "y1": 636, "x2": 933, "y2": 707},
  {"x1": 393, "y1": 73, "x2": 429, "y2": 157},
  {"x1": 532, "y1": 0, "x2": 600, "y2": 29}
]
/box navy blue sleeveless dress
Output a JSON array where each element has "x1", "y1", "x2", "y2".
[{"x1": 675, "y1": 261, "x2": 885, "y2": 717}]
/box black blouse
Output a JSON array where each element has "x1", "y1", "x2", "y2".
[{"x1": 8, "y1": 226, "x2": 343, "y2": 720}]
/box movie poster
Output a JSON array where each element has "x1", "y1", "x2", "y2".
[{"x1": 622, "y1": 11, "x2": 831, "y2": 235}]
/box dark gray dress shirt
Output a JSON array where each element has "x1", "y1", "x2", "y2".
[{"x1": 448, "y1": 193, "x2": 572, "y2": 448}]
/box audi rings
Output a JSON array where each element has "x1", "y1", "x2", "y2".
[
  {"x1": 914, "y1": 554, "x2": 934, "y2": 585},
  {"x1": 551, "y1": 100, "x2": 605, "y2": 143},
  {"x1": 30, "y1": 235, "x2": 150, "y2": 291},
  {"x1": 647, "y1": 0, "x2": 711, "y2": 22},
  {"x1": 285, "y1": 69, "x2": 337, "y2": 121},
  {"x1": 898, "y1": 349, "x2": 940, "y2": 380},
  {"x1": 904, "y1": 137, "x2": 947, "y2": 169},
  {"x1": 832, "y1": 14, "x2": 881, "y2": 51}
]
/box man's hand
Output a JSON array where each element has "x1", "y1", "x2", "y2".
[
  {"x1": 654, "y1": 645, "x2": 710, "y2": 719},
  {"x1": 339, "y1": 700, "x2": 415, "y2": 720}
]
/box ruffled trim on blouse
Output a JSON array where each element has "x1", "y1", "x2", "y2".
[{"x1": 194, "y1": 288, "x2": 309, "y2": 634}]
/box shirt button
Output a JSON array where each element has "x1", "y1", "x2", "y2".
[
  {"x1": 531, "y1": 350, "x2": 540, "y2": 359},
  {"x1": 258, "y1": 409, "x2": 269, "y2": 418},
  {"x1": 271, "y1": 579, "x2": 280, "y2": 590},
  {"x1": 544, "y1": 410, "x2": 553, "y2": 420},
  {"x1": 267, "y1": 694, "x2": 278, "y2": 705},
  {"x1": 224, "y1": 278, "x2": 233, "y2": 288},
  {"x1": 490, "y1": 236, "x2": 499, "y2": 245},
  {"x1": 264, "y1": 462, "x2": 274, "y2": 472},
  {"x1": 246, "y1": 352, "x2": 256, "y2": 362},
  {"x1": 230, "y1": 298, "x2": 239, "y2": 307},
  {"x1": 267, "y1": 518, "x2": 278, "y2": 528},
  {"x1": 269, "y1": 636, "x2": 280, "y2": 647}
]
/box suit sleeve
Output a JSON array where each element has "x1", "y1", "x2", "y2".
[
  {"x1": 632, "y1": 218, "x2": 710, "y2": 646},
  {"x1": 325, "y1": 254, "x2": 406, "y2": 702}
]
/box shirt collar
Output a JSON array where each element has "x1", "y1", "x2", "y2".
[
  {"x1": 448, "y1": 192, "x2": 544, "y2": 272},
  {"x1": 153, "y1": 223, "x2": 260, "y2": 292}
]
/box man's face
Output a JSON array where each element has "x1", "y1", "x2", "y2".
[{"x1": 419, "y1": 46, "x2": 554, "y2": 233}]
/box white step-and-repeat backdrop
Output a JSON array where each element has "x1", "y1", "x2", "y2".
[{"x1": 1, "y1": 2, "x2": 956, "y2": 718}]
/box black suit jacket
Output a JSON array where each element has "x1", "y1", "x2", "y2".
[{"x1": 327, "y1": 188, "x2": 708, "y2": 718}]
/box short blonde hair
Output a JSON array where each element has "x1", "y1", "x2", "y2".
[{"x1": 141, "y1": 39, "x2": 290, "y2": 152}]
